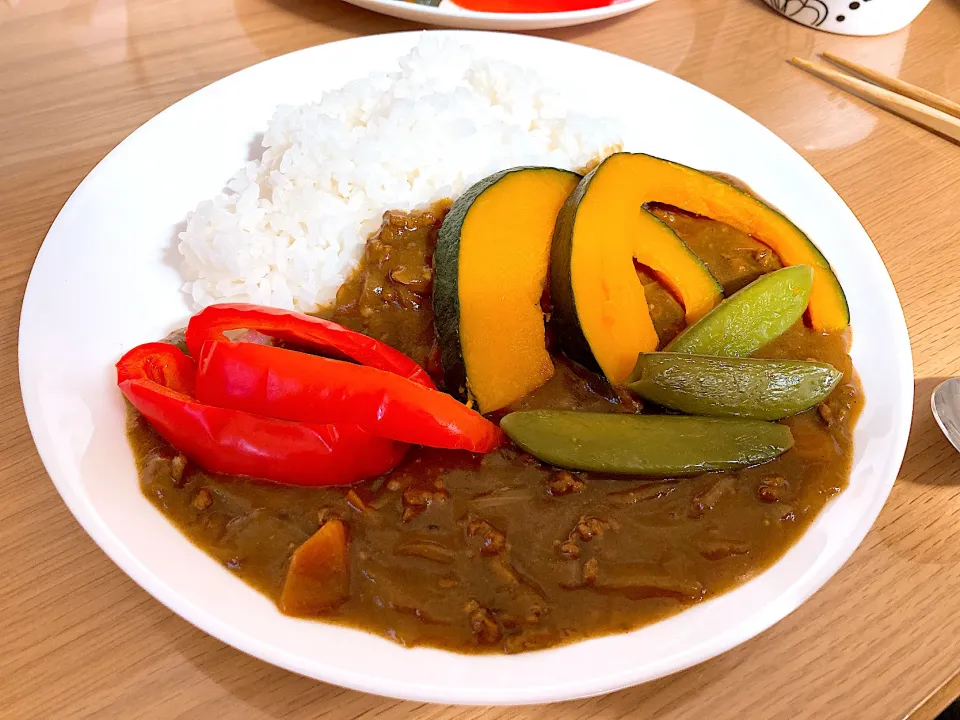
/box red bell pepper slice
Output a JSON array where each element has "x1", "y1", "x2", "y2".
[
  {"x1": 195, "y1": 340, "x2": 503, "y2": 453},
  {"x1": 185, "y1": 303, "x2": 435, "y2": 389},
  {"x1": 117, "y1": 343, "x2": 408, "y2": 486}
]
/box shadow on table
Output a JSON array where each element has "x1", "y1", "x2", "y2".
[
  {"x1": 903, "y1": 376, "x2": 960, "y2": 487},
  {"x1": 939, "y1": 696, "x2": 960, "y2": 720},
  {"x1": 261, "y1": 0, "x2": 423, "y2": 34},
  {"x1": 868, "y1": 377, "x2": 960, "y2": 567}
]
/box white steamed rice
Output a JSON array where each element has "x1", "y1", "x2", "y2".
[{"x1": 178, "y1": 36, "x2": 622, "y2": 313}]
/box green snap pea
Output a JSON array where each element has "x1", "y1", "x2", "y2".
[
  {"x1": 666, "y1": 265, "x2": 813, "y2": 356},
  {"x1": 627, "y1": 353, "x2": 842, "y2": 420},
  {"x1": 500, "y1": 411, "x2": 793, "y2": 476}
]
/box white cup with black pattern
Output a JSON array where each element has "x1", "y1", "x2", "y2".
[{"x1": 763, "y1": 0, "x2": 932, "y2": 35}]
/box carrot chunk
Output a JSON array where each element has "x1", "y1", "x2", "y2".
[{"x1": 279, "y1": 519, "x2": 349, "y2": 615}]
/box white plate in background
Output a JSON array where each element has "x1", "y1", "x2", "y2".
[{"x1": 337, "y1": 0, "x2": 660, "y2": 30}]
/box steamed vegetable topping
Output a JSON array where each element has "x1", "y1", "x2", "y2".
[
  {"x1": 550, "y1": 157, "x2": 723, "y2": 383},
  {"x1": 185, "y1": 302, "x2": 436, "y2": 389},
  {"x1": 666, "y1": 265, "x2": 814, "y2": 356},
  {"x1": 434, "y1": 167, "x2": 580, "y2": 413},
  {"x1": 626, "y1": 353, "x2": 842, "y2": 420},
  {"x1": 195, "y1": 340, "x2": 502, "y2": 452},
  {"x1": 548, "y1": 152, "x2": 852, "y2": 384},
  {"x1": 122, "y1": 163, "x2": 851, "y2": 487},
  {"x1": 119, "y1": 305, "x2": 501, "y2": 485},
  {"x1": 578, "y1": 153, "x2": 848, "y2": 331},
  {"x1": 117, "y1": 343, "x2": 408, "y2": 486},
  {"x1": 500, "y1": 411, "x2": 794, "y2": 475}
]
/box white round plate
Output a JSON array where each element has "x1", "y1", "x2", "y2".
[
  {"x1": 19, "y1": 30, "x2": 912, "y2": 705},
  {"x1": 338, "y1": 0, "x2": 660, "y2": 30}
]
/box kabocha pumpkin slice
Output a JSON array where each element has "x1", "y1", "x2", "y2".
[
  {"x1": 551, "y1": 160, "x2": 723, "y2": 384},
  {"x1": 434, "y1": 167, "x2": 580, "y2": 414},
  {"x1": 551, "y1": 153, "x2": 848, "y2": 383}
]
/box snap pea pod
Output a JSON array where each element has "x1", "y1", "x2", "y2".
[
  {"x1": 500, "y1": 411, "x2": 793, "y2": 476},
  {"x1": 627, "y1": 353, "x2": 842, "y2": 420},
  {"x1": 667, "y1": 265, "x2": 813, "y2": 357}
]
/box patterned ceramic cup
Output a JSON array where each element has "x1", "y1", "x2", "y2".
[{"x1": 764, "y1": 0, "x2": 932, "y2": 35}]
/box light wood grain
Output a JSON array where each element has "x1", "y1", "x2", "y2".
[
  {"x1": 790, "y1": 56, "x2": 960, "y2": 143},
  {"x1": 821, "y1": 50, "x2": 960, "y2": 120},
  {"x1": 910, "y1": 669, "x2": 960, "y2": 720},
  {"x1": 2, "y1": 0, "x2": 960, "y2": 718}
]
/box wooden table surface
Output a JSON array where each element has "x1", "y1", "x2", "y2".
[{"x1": 3, "y1": 0, "x2": 960, "y2": 717}]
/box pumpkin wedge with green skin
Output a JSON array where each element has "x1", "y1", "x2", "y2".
[
  {"x1": 551, "y1": 152, "x2": 849, "y2": 385},
  {"x1": 434, "y1": 167, "x2": 580, "y2": 414},
  {"x1": 551, "y1": 156, "x2": 723, "y2": 384}
]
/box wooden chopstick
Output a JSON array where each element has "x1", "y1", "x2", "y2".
[
  {"x1": 789, "y1": 56, "x2": 960, "y2": 144},
  {"x1": 820, "y1": 51, "x2": 960, "y2": 120}
]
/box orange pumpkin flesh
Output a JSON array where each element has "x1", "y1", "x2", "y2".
[
  {"x1": 552, "y1": 158, "x2": 723, "y2": 384},
  {"x1": 608, "y1": 154, "x2": 848, "y2": 332},
  {"x1": 436, "y1": 168, "x2": 580, "y2": 413},
  {"x1": 551, "y1": 153, "x2": 848, "y2": 385}
]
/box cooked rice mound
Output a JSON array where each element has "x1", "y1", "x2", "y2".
[{"x1": 178, "y1": 37, "x2": 622, "y2": 313}]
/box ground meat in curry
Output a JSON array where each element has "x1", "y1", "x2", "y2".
[{"x1": 128, "y1": 200, "x2": 863, "y2": 654}]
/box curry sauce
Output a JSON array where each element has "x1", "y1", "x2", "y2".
[{"x1": 129, "y1": 202, "x2": 862, "y2": 654}]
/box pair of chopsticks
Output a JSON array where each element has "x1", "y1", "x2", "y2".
[{"x1": 790, "y1": 52, "x2": 960, "y2": 144}]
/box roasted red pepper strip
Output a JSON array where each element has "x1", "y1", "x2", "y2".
[
  {"x1": 117, "y1": 343, "x2": 408, "y2": 486},
  {"x1": 185, "y1": 303, "x2": 435, "y2": 389},
  {"x1": 195, "y1": 341, "x2": 504, "y2": 453}
]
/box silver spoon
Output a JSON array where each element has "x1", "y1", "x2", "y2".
[{"x1": 932, "y1": 378, "x2": 960, "y2": 452}]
